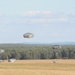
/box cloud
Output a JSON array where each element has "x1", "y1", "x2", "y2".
[
  {"x1": 70, "y1": 13, "x2": 75, "y2": 17},
  {"x1": 0, "y1": 12, "x2": 10, "y2": 25},
  {"x1": 13, "y1": 17, "x2": 67, "y2": 25},
  {"x1": 17, "y1": 11, "x2": 68, "y2": 24},
  {"x1": 27, "y1": 17, "x2": 67, "y2": 23},
  {"x1": 51, "y1": 33, "x2": 61, "y2": 37},
  {"x1": 0, "y1": 15, "x2": 10, "y2": 25},
  {"x1": 0, "y1": 12, "x2": 5, "y2": 17},
  {"x1": 0, "y1": 13, "x2": 3, "y2": 16},
  {"x1": 20, "y1": 11, "x2": 52, "y2": 17},
  {"x1": 0, "y1": 11, "x2": 69, "y2": 25},
  {"x1": 0, "y1": 19, "x2": 10, "y2": 25}
]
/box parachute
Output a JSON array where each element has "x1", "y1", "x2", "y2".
[
  {"x1": 23, "y1": 33, "x2": 34, "y2": 38},
  {"x1": 52, "y1": 45, "x2": 61, "y2": 49},
  {"x1": 0, "y1": 49, "x2": 4, "y2": 54}
]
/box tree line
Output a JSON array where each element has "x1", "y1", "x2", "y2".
[{"x1": 0, "y1": 44, "x2": 75, "y2": 60}]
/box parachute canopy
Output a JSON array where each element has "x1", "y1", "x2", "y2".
[
  {"x1": 23, "y1": 33, "x2": 34, "y2": 38},
  {"x1": 52, "y1": 45, "x2": 61, "y2": 49},
  {"x1": 0, "y1": 49, "x2": 4, "y2": 53}
]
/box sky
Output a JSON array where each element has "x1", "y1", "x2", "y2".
[{"x1": 0, "y1": 0, "x2": 75, "y2": 43}]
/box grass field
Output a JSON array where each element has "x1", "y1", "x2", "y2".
[{"x1": 0, "y1": 59, "x2": 75, "y2": 75}]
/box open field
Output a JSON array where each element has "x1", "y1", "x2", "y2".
[{"x1": 0, "y1": 59, "x2": 75, "y2": 75}]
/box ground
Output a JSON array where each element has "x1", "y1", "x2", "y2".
[{"x1": 0, "y1": 59, "x2": 75, "y2": 75}]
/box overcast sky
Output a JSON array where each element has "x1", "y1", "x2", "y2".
[{"x1": 0, "y1": 0, "x2": 75, "y2": 43}]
